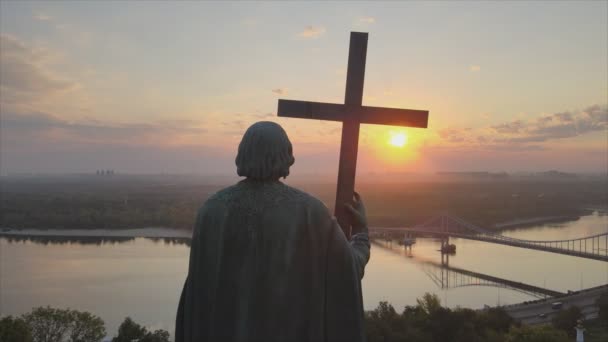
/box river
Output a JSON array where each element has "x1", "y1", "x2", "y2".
[{"x1": 1, "y1": 212, "x2": 606, "y2": 338}]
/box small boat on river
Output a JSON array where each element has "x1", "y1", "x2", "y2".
[
  {"x1": 441, "y1": 243, "x2": 456, "y2": 254},
  {"x1": 400, "y1": 237, "x2": 417, "y2": 246}
]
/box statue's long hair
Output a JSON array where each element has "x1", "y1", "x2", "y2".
[{"x1": 235, "y1": 121, "x2": 295, "y2": 180}]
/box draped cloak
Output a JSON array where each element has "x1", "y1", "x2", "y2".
[{"x1": 175, "y1": 180, "x2": 370, "y2": 342}]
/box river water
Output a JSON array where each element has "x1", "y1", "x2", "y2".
[{"x1": 1, "y1": 212, "x2": 606, "y2": 338}]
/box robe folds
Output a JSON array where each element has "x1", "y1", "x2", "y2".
[{"x1": 175, "y1": 179, "x2": 370, "y2": 342}]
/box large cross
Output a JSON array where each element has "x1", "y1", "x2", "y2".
[{"x1": 277, "y1": 32, "x2": 429, "y2": 238}]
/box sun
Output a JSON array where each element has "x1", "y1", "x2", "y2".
[{"x1": 389, "y1": 132, "x2": 408, "y2": 147}]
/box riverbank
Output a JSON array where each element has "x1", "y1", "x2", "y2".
[
  {"x1": 0, "y1": 227, "x2": 191, "y2": 239},
  {"x1": 493, "y1": 215, "x2": 580, "y2": 230},
  {"x1": 0, "y1": 212, "x2": 595, "y2": 239}
]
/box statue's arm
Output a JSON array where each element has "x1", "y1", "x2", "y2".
[
  {"x1": 349, "y1": 232, "x2": 370, "y2": 279},
  {"x1": 324, "y1": 218, "x2": 367, "y2": 342},
  {"x1": 328, "y1": 218, "x2": 369, "y2": 279},
  {"x1": 344, "y1": 191, "x2": 370, "y2": 279}
]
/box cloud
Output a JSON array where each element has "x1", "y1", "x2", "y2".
[
  {"x1": 359, "y1": 17, "x2": 375, "y2": 24},
  {"x1": 271, "y1": 88, "x2": 287, "y2": 95},
  {"x1": 438, "y1": 105, "x2": 608, "y2": 148},
  {"x1": 33, "y1": 13, "x2": 52, "y2": 21},
  {"x1": 0, "y1": 34, "x2": 79, "y2": 107},
  {"x1": 492, "y1": 120, "x2": 525, "y2": 134},
  {"x1": 0, "y1": 113, "x2": 236, "y2": 174},
  {"x1": 470, "y1": 65, "x2": 481, "y2": 72},
  {"x1": 492, "y1": 105, "x2": 607, "y2": 142},
  {"x1": 298, "y1": 26, "x2": 326, "y2": 39},
  {"x1": 29, "y1": 12, "x2": 92, "y2": 45},
  {"x1": 0, "y1": 109, "x2": 284, "y2": 173},
  {"x1": 0, "y1": 111, "x2": 208, "y2": 147},
  {"x1": 437, "y1": 127, "x2": 473, "y2": 143}
]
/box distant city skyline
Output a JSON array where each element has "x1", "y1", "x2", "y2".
[{"x1": 1, "y1": 1, "x2": 606, "y2": 174}]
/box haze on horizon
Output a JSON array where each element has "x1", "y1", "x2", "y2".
[{"x1": 1, "y1": 1, "x2": 607, "y2": 175}]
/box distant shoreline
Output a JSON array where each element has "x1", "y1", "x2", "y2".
[
  {"x1": 0, "y1": 227, "x2": 191, "y2": 239},
  {"x1": 0, "y1": 213, "x2": 591, "y2": 240},
  {"x1": 492, "y1": 215, "x2": 580, "y2": 230}
]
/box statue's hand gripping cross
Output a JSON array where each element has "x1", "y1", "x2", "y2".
[{"x1": 277, "y1": 32, "x2": 429, "y2": 238}]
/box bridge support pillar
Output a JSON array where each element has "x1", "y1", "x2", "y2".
[{"x1": 441, "y1": 251, "x2": 450, "y2": 266}]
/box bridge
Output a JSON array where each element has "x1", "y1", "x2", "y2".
[
  {"x1": 373, "y1": 240, "x2": 566, "y2": 299},
  {"x1": 370, "y1": 214, "x2": 608, "y2": 262}
]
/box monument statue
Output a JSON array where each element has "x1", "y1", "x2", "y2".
[
  {"x1": 575, "y1": 319, "x2": 585, "y2": 342},
  {"x1": 175, "y1": 121, "x2": 370, "y2": 342}
]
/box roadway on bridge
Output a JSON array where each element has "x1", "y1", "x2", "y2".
[{"x1": 501, "y1": 285, "x2": 607, "y2": 325}]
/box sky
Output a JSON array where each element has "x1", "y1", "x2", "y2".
[{"x1": 1, "y1": 1, "x2": 606, "y2": 175}]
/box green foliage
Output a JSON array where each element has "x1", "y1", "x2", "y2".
[
  {"x1": 551, "y1": 306, "x2": 582, "y2": 336},
  {"x1": 505, "y1": 325, "x2": 569, "y2": 342},
  {"x1": 596, "y1": 290, "x2": 608, "y2": 325},
  {"x1": 112, "y1": 317, "x2": 170, "y2": 342},
  {"x1": 140, "y1": 330, "x2": 170, "y2": 342},
  {"x1": 416, "y1": 293, "x2": 442, "y2": 315},
  {"x1": 112, "y1": 317, "x2": 147, "y2": 342},
  {"x1": 4, "y1": 307, "x2": 170, "y2": 342},
  {"x1": 21, "y1": 306, "x2": 106, "y2": 342},
  {"x1": 23, "y1": 307, "x2": 73, "y2": 342},
  {"x1": 69, "y1": 311, "x2": 106, "y2": 342},
  {"x1": 584, "y1": 317, "x2": 608, "y2": 342},
  {"x1": 0, "y1": 315, "x2": 33, "y2": 342},
  {"x1": 476, "y1": 307, "x2": 515, "y2": 333},
  {"x1": 365, "y1": 301, "x2": 426, "y2": 342},
  {"x1": 365, "y1": 293, "x2": 571, "y2": 342}
]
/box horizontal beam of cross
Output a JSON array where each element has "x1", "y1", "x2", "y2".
[{"x1": 278, "y1": 99, "x2": 429, "y2": 128}]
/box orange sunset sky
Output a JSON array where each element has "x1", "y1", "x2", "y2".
[{"x1": 1, "y1": 1, "x2": 606, "y2": 175}]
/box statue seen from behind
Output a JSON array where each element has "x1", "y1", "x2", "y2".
[{"x1": 176, "y1": 121, "x2": 370, "y2": 342}]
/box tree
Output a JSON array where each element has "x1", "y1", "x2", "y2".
[
  {"x1": 424, "y1": 306, "x2": 486, "y2": 342},
  {"x1": 364, "y1": 293, "x2": 584, "y2": 342},
  {"x1": 112, "y1": 317, "x2": 170, "y2": 342},
  {"x1": 140, "y1": 330, "x2": 170, "y2": 342},
  {"x1": 551, "y1": 306, "x2": 582, "y2": 336},
  {"x1": 365, "y1": 301, "x2": 406, "y2": 342},
  {"x1": 416, "y1": 293, "x2": 442, "y2": 315},
  {"x1": 112, "y1": 317, "x2": 147, "y2": 342},
  {"x1": 69, "y1": 311, "x2": 106, "y2": 342},
  {"x1": 0, "y1": 315, "x2": 33, "y2": 342},
  {"x1": 477, "y1": 307, "x2": 515, "y2": 334},
  {"x1": 505, "y1": 325, "x2": 569, "y2": 342},
  {"x1": 365, "y1": 293, "x2": 510, "y2": 342},
  {"x1": 21, "y1": 307, "x2": 106, "y2": 342},
  {"x1": 596, "y1": 290, "x2": 608, "y2": 325},
  {"x1": 22, "y1": 307, "x2": 72, "y2": 342}
]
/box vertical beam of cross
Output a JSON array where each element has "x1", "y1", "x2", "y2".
[{"x1": 335, "y1": 32, "x2": 367, "y2": 237}]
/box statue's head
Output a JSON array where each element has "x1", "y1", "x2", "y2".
[{"x1": 236, "y1": 121, "x2": 295, "y2": 180}]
